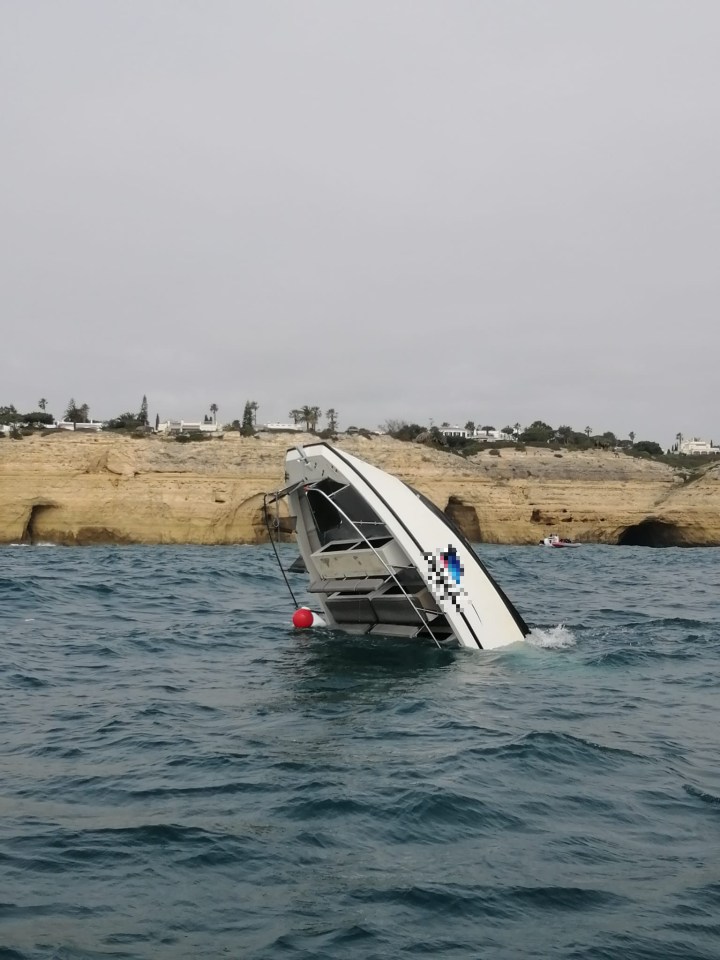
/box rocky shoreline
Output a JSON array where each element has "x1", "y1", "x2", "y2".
[{"x1": 1, "y1": 432, "x2": 719, "y2": 547}]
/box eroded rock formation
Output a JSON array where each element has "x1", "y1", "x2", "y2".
[{"x1": 1, "y1": 432, "x2": 719, "y2": 546}]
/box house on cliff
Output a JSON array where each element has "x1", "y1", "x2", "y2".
[
  {"x1": 261, "y1": 422, "x2": 304, "y2": 433},
  {"x1": 440, "y1": 425, "x2": 514, "y2": 441},
  {"x1": 156, "y1": 420, "x2": 221, "y2": 435},
  {"x1": 678, "y1": 437, "x2": 719, "y2": 455},
  {"x1": 53, "y1": 420, "x2": 104, "y2": 432}
]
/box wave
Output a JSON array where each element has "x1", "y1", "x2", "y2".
[
  {"x1": 352, "y1": 880, "x2": 626, "y2": 918},
  {"x1": 2, "y1": 544, "x2": 720, "y2": 960},
  {"x1": 526, "y1": 624, "x2": 577, "y2": 649},
  {"x1": 587, "y1": 646, "x2": 699, "y2": 667},
  {"x1": 457, "y1": 729, "x2": 650, "y2": 769},
  {"x1": 683, "y1": 784, "x2": 720, "y2": 808}
]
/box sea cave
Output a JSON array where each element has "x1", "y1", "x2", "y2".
[{"x1": 617, "y1": 519, "x2": 687, "y2": 547}]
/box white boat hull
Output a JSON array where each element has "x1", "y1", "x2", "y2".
[
  {"x1": 540, "y1": 535, "x2": 581, "y2": 548},
  {"x1": 272, "y1": 443, "x2": 529, "y2": 650}
]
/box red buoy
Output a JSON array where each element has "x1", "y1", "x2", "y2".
[{"x1": 292, "y1": 607, "x2": 314, "y2": 629}]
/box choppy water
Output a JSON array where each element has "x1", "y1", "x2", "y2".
[{"x1": 1, "y1": 544, "x2": 720, "y2": 960}]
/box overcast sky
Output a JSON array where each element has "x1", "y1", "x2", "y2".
[{"x1": 2, "y1": 1, "x2": 718, "y2": 447}]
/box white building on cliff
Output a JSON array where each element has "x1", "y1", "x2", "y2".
[{"x1": 677, "y1": 437, "x2": 719, "y2": 455}]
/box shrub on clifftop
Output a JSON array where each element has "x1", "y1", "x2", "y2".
[
  {"x1": 106, "y1": 411, "x2": 143, "y2": 431},
  {"x1": 630, "y1": 441, "x2": 664, "y2": 457}
]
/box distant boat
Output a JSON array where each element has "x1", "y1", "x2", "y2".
[
  {"x1": 265, "y1": 442, "x2": 529, "y2": 649},
  {"x1": 540, "y1": 534, "x2": 581, "y2": 548}
]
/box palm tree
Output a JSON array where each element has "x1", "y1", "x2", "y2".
[
  {"x1": 326, "y1": 408, "x2": 338, "y2": 431},
  {"x1": 298, "y1": 405, "x2": 322, "y2": 431},
  {"x1": 629, "y1": 431, "x2": 635, "y2": 446},
  {"x1": 210, "y1": 403, "x2": 218, "y2": 424},
  {"x1": 585, "y1": 426, "x2": 592, "y2": 438},
  {"x1": 513, "y1": 422, "x2": 521, "y2": 438},
  {"x1": 300, "y1": 405, "x2": 313, "y2": 431},
  {"x1": 38, "y1": 398, "x2": 47, "y2": 411},
  {"x1": 676, "y1": 431, "x2": 683, "y2": 453},
  {"x1": 250, "y1": 401, "x2": 259, "y2": 425}
]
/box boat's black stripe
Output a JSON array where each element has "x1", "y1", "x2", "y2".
[
  {"x1": 458, "y1": 611, "x2": 482, "y2": 649},
  {"x1": 305, "y1": 443, "x2": 485, "y2": 647}
]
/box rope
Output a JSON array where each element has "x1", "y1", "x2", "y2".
[{"x1": 263, "y1": 494, "x2": 300, "y2": 609}]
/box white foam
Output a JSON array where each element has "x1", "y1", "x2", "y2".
[
  {"x1": 8, "y1": 541, "x2": 57, "y2": 547},
  {"x1": 526, "y1": 624, "x2": 576, "y2": 649}
]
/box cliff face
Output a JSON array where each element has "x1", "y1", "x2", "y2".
[{"x1": 1, "y1": 432, "x2": 719, "y2": 547}]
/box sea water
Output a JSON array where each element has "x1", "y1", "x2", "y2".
[{"x1": 1, "y1": 544, "x2": 719, "y2": 960}]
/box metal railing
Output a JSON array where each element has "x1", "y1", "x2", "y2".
[{"x1": 307, "y1": 484, "x2": 446, "y2": 649}]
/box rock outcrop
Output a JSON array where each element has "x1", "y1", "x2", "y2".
[{"x1": 1, "y1": 432, "x2": 719, "y2": 546}]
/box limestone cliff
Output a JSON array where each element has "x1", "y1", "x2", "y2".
[{"x1": 1, "y1": 432, "x2": 719, "y2": 546}]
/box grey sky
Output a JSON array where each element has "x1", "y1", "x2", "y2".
[{"x1": 2, "y1": 1, "x2": 718, "y2": 448}]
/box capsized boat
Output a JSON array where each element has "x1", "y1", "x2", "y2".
[
  {"x1": 264, "y1": 442, "x2": 529, "y2": 650},
  {"x1": 540, "y1": 534, "x2": 581, "y2": 548}
]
